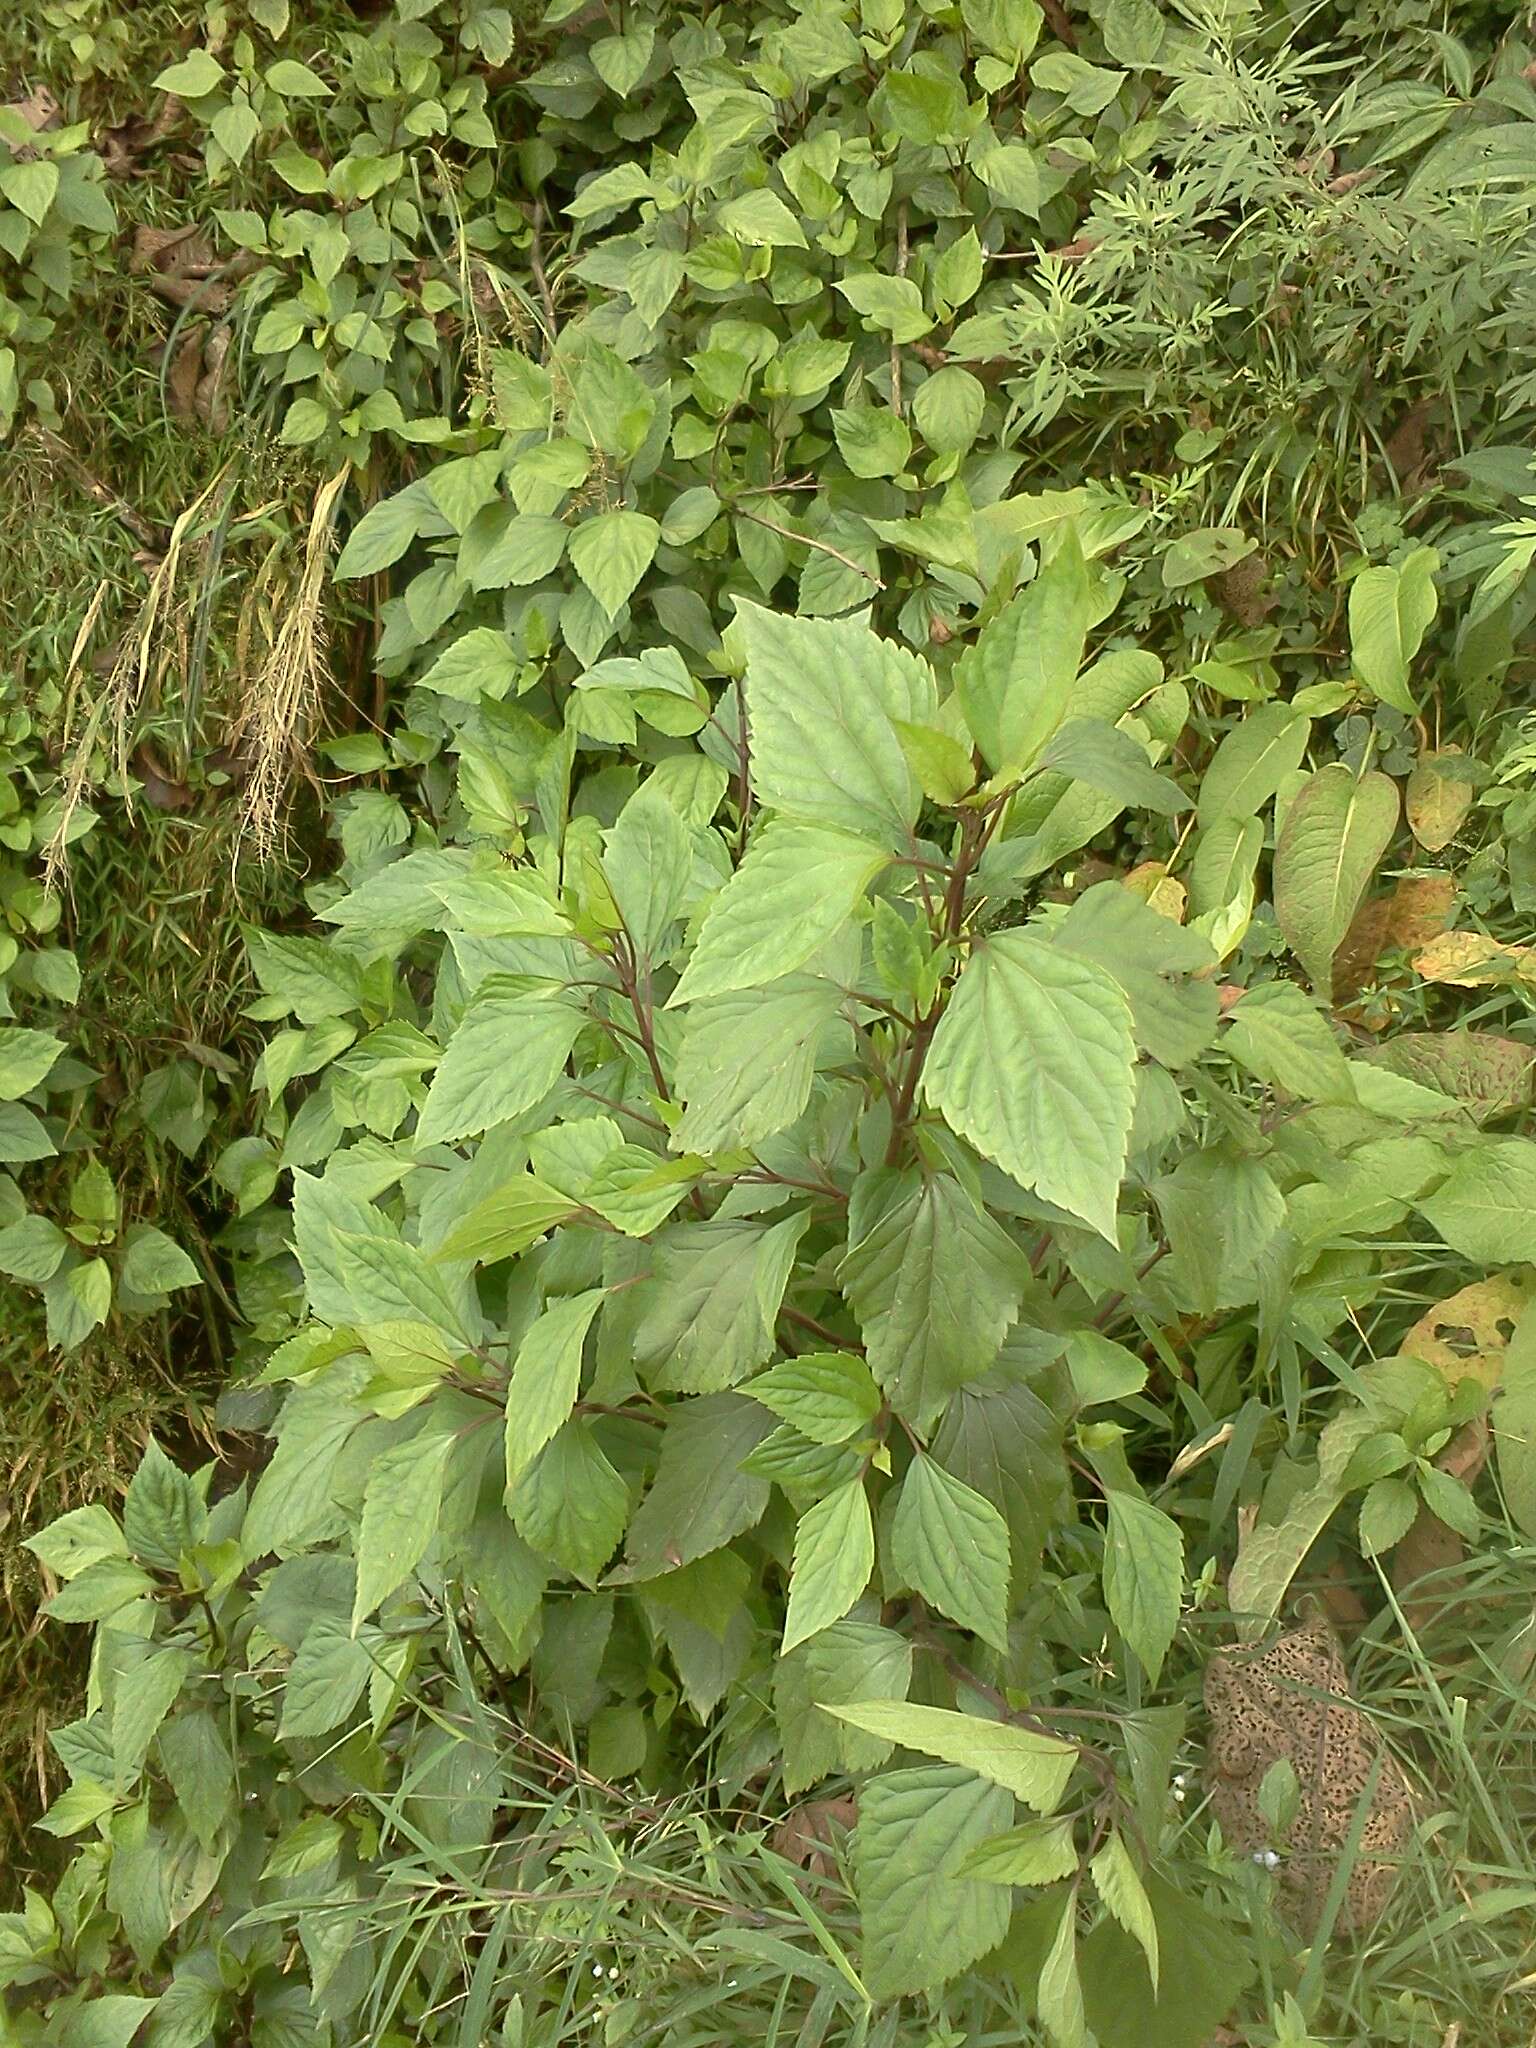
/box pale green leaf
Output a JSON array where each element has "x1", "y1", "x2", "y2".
[
  {"x1": 1102, "y1": 1493, "x2": 1182, "y2": 1682},
  {"x1": 1350, "y1": 549, "x2": 1439, "y2": 713},
  {"x1": 826, "y1": 1701, "x2": 1075, "y2": 1809},
  {"x1": 1090, "y1": 1830, "x2": 1159, "y2": 1989},
  {"x1": 416, "y1": 985, "x2": 584, "y2": 1145},
  {"x1": 955, "y1": 530, "x2": 1095, "y2": 773},
  {"x1": 568, "y1": 510, "x2": 659, "y2": 619}
]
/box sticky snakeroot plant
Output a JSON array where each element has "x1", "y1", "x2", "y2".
[{"x1": 12, "y1": 535, "x2": 1524, "y2": 2041}]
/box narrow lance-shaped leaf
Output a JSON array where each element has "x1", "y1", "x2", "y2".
[
  {"x1": 504, "y1": 1289, "x2": 605, "y2": 1496},
  {"x1": 782, "y1": 1477, "x2": 875, "y2": 1652}
]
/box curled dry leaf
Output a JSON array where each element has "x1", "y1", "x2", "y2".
[
  {"x1": 1412, "y1": 929, "x2": 1534, "y2": 988},
  {"x1": 1402, "y1": 1271, "x2": 1536, "y2": 1391},
  {"x1": 1123, "y1": 861, "x2": 1187, "y2": 922}
]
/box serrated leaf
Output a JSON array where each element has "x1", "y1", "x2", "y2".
[
  {"x1": 504, "y1": 1289, "x2": 603, "y2": 1494},
  {"x1": 826, "y1": 1701, "x2": 1075, "y2": 1808},
  {"x1": 674, "y1": 973, "x2": 849, "y2": 1152},
  {"x1": 511, "y1": 1420, "x2": 629, "y2": 1583},
  {"x1": 1090, "y1": 1831, "x2": 1159, "y2": 1989},
  {"x1": 735, "y1": 603, "x2": 929, "y2": 845},
  {"x1": 955, "y1": 533, "x2": 1095, "y2": 774},
  {"x1": 956, "y1": 1815, "x2": 1080, "y2": 1884},
  {"x1": 352, "y1": 1426, "x2": 456, "y2": 1627},
  {"x1": 603, "y1": 780, "x2": 691, "y2": 960},
  {"x1": 923, "y1": 931, "x2": 1136, "y2": 1239},
  {"x1": 856, "y1": 1767, "x2": 1013, "y2": 1999},
  {"x1": 782, "y1": 1478, "x2": 875, "y2": 1651},
  {"x1": 333, "y1": 486, "x2": 423, "y2": 577},
  {"x1": 748, "y1": 1352, "x2": 880, "y2": 1444},
  {"x1": 891, "y1": 1453, "x2": 1011, "y2": 1651},
  {"x1": 669, "y1": 821, "x2": 889, "y2": 1006},
  {"x1": 417, "y1": 985, "x2": 583, "y2": 1145},
  {"x1": 840, "y1": 1170, "x2": 1029, "y2": 1429},
  {"x1": 568, "y1": 510, "x2": 659, "y2": 619},
  {"x1": 622, "y1": 1391, "x2": 772, "y2": 1575},
  {"x1": 1102, "y1": 1493, "x2": 1182, "y2": 1682},
  {"x1": 1419, "y1": 1137, "x2": 1536, "y2": 1261}
]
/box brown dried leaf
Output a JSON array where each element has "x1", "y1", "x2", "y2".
[
  {"x1": 1335, "y1": 873, "x2": 1454, "y2": 1001},
  {"x1": 771, "y1": 1795, "x2": 856, "y2": 1882},
  {"x1": 1406, "y1": 748, "x2": 1475, "y2": 852}
]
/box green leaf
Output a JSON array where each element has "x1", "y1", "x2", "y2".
[
  {"x1": 511, "y1": 1420, "x2": 629, "y2": 1583},
  {"x1": 1052, "y1": 882, "x2": 1218, "y2": 1068},
  {"x1": 123, "y1": 1439, "x2": 206, "y2": 1572},
  {"x1": 1065, "y1": 1330, "x2": 1147, "y2": 1405},
  {"x1": 112, "y1": 1641, "x2": 191, "y2": 1784},
  {"x1": 603, "y1": 781, "x2": 691, "y2": 959},
  {"x1": 433, "y1": 1174, "x2": 576, "y2": 1264},
  {"x1": 834, "y1": 273, "x2": 934, "y2": 342},
  {"x1": 119, "y1": 1227, "x2": 200, "y2": 1296},
  {"x1": 258, "y1": 55, "x2": 327, "y2": 102},
  {"x1": 718, "y1": 187, "x2": 808, "y2": 248},
  {"x1": 0, "y1": 160, "x2": 59, "y2": 225},
  {"x1": 504, "y1": 1289, "x2": 604, "y2": 1494},
  {"x1": 352, "y1": 1425, "x2": 456, "y2": 1626},
  {"x1": 891, "y1": 1453, "x2": 1011, "y2": 1651},
  {"x1": 622, "y1": 1391, "x2": 772, "y2": 1575},
  {"x1": 782, "y1": 1478, "x2": 875, "y2": 1651},
  {"x1": 955, "y1": 1816, "x2": 1079, "y2": 1884},
  {"x1": 568, "y1": 510, "x2": 659, "y2": 619},
  {"x1": 856, "y1": 1767, "x2": 1013, "y2": 2000},
  {"x1": 1039, "y1": 718, "x2": 1188, "y2": 815},
  {"x1": 57, "y1": 1995, "x2": 160, "y2": 2048},
  {"x1": 736, "y1": 604, "x2": 930, "y2": 845},
  {"x1": 418, "y1": 626, "x2": 520, "y2": 702},
  {"x1": 1350, "y1": 548, "x2": 1439, "y2": 713},
  {"x1": 417, "y1": 985, "x2": 584, "y2": 1145},
  {"x1": 1090, "y1": 1831, "x2": 1159, "y2": 1989},
  {"x1": 0, "y1": 1027, "x2": 64, "y2": 1099},
  {"x1": 832, "y1": 405, "x2": 913, "y2": 480},
  {"x1": 334, "y1": 486, "x2": 425, "y2": 578},
  {"x1": 1160, "y1": 526, "x2": 1253, "y2": 589},
  {"x1": 633, "y1": 1211, "x2": 809, "y2": 1393},
  {"x1": 1038, "y1": 1891, "x2": 1089, "y2": 2048},
  {"x1": 923, "y1": 931, "x2": 1136, "y2": 1239},
  {"x1": 461, "y1": 510, "x2": 568, "y2": 590},
  {"x1": 152, "y1": 49, "x2": 226, "y2": 95},
  {"x1": 1101, "y1": 0, "x2": 1165, "y2": 65},
  {"x1": 0, "y1": 1214, "x2": 68, "y2": 1283},
  {"x1": 776, "y1": 1621, "x2": 913, "y2": 1794},
  {"x1": 674, "y1": 972, "x2": 849, "y2": 1152},
  {"x1": 1419, "y1": 1138, "x2": 1536, "y2": 1261},
  {"x1": 44, "y1": 1259, "x2": 112, "y2": 1351},
  {"x1": 1081, "y1": 1868, "x2": 1256, "y2": 2048},
  {"x1": 669, "y1": 821, "x2": 889, "y2": 1006},
  {"x1": 840, "y1": 1170, "x2": 1029, "y2": 1430},
  {"x1": 933, "y1": 227, "x2": 985, "y2": 312},
  {"x1": 26, "y1": 1502, "x2": 125, "y2": 1579},
  {"x1": 1495, "y1": 1303, "x2": 1536, "y2": 1539},
  {"x1": 1273, "y1": 766, "x2": 1400, "y2": 999},
  {"x1": 955, "y1": 529, "x2": 1094, "y2": 773},
  {"x1": 1196, "y1": 702, "x2": 1311, "y2": 826},
  {"x1": 826, "y1": 1701, "x2": 1075, "y2": 1809},
  {"x1": 280, "y1": 1616, "x2": 373, "y2": 1736},
  {"x1": 913, "y1": 366, "x2": 987, "y2": 454},
  {"x1": 747, "y1": 1352, "x2": 880, "y2": 1444},
  {"x1": 1102, "y1": 1492, "x2": 1182, "y2": 1683}
]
